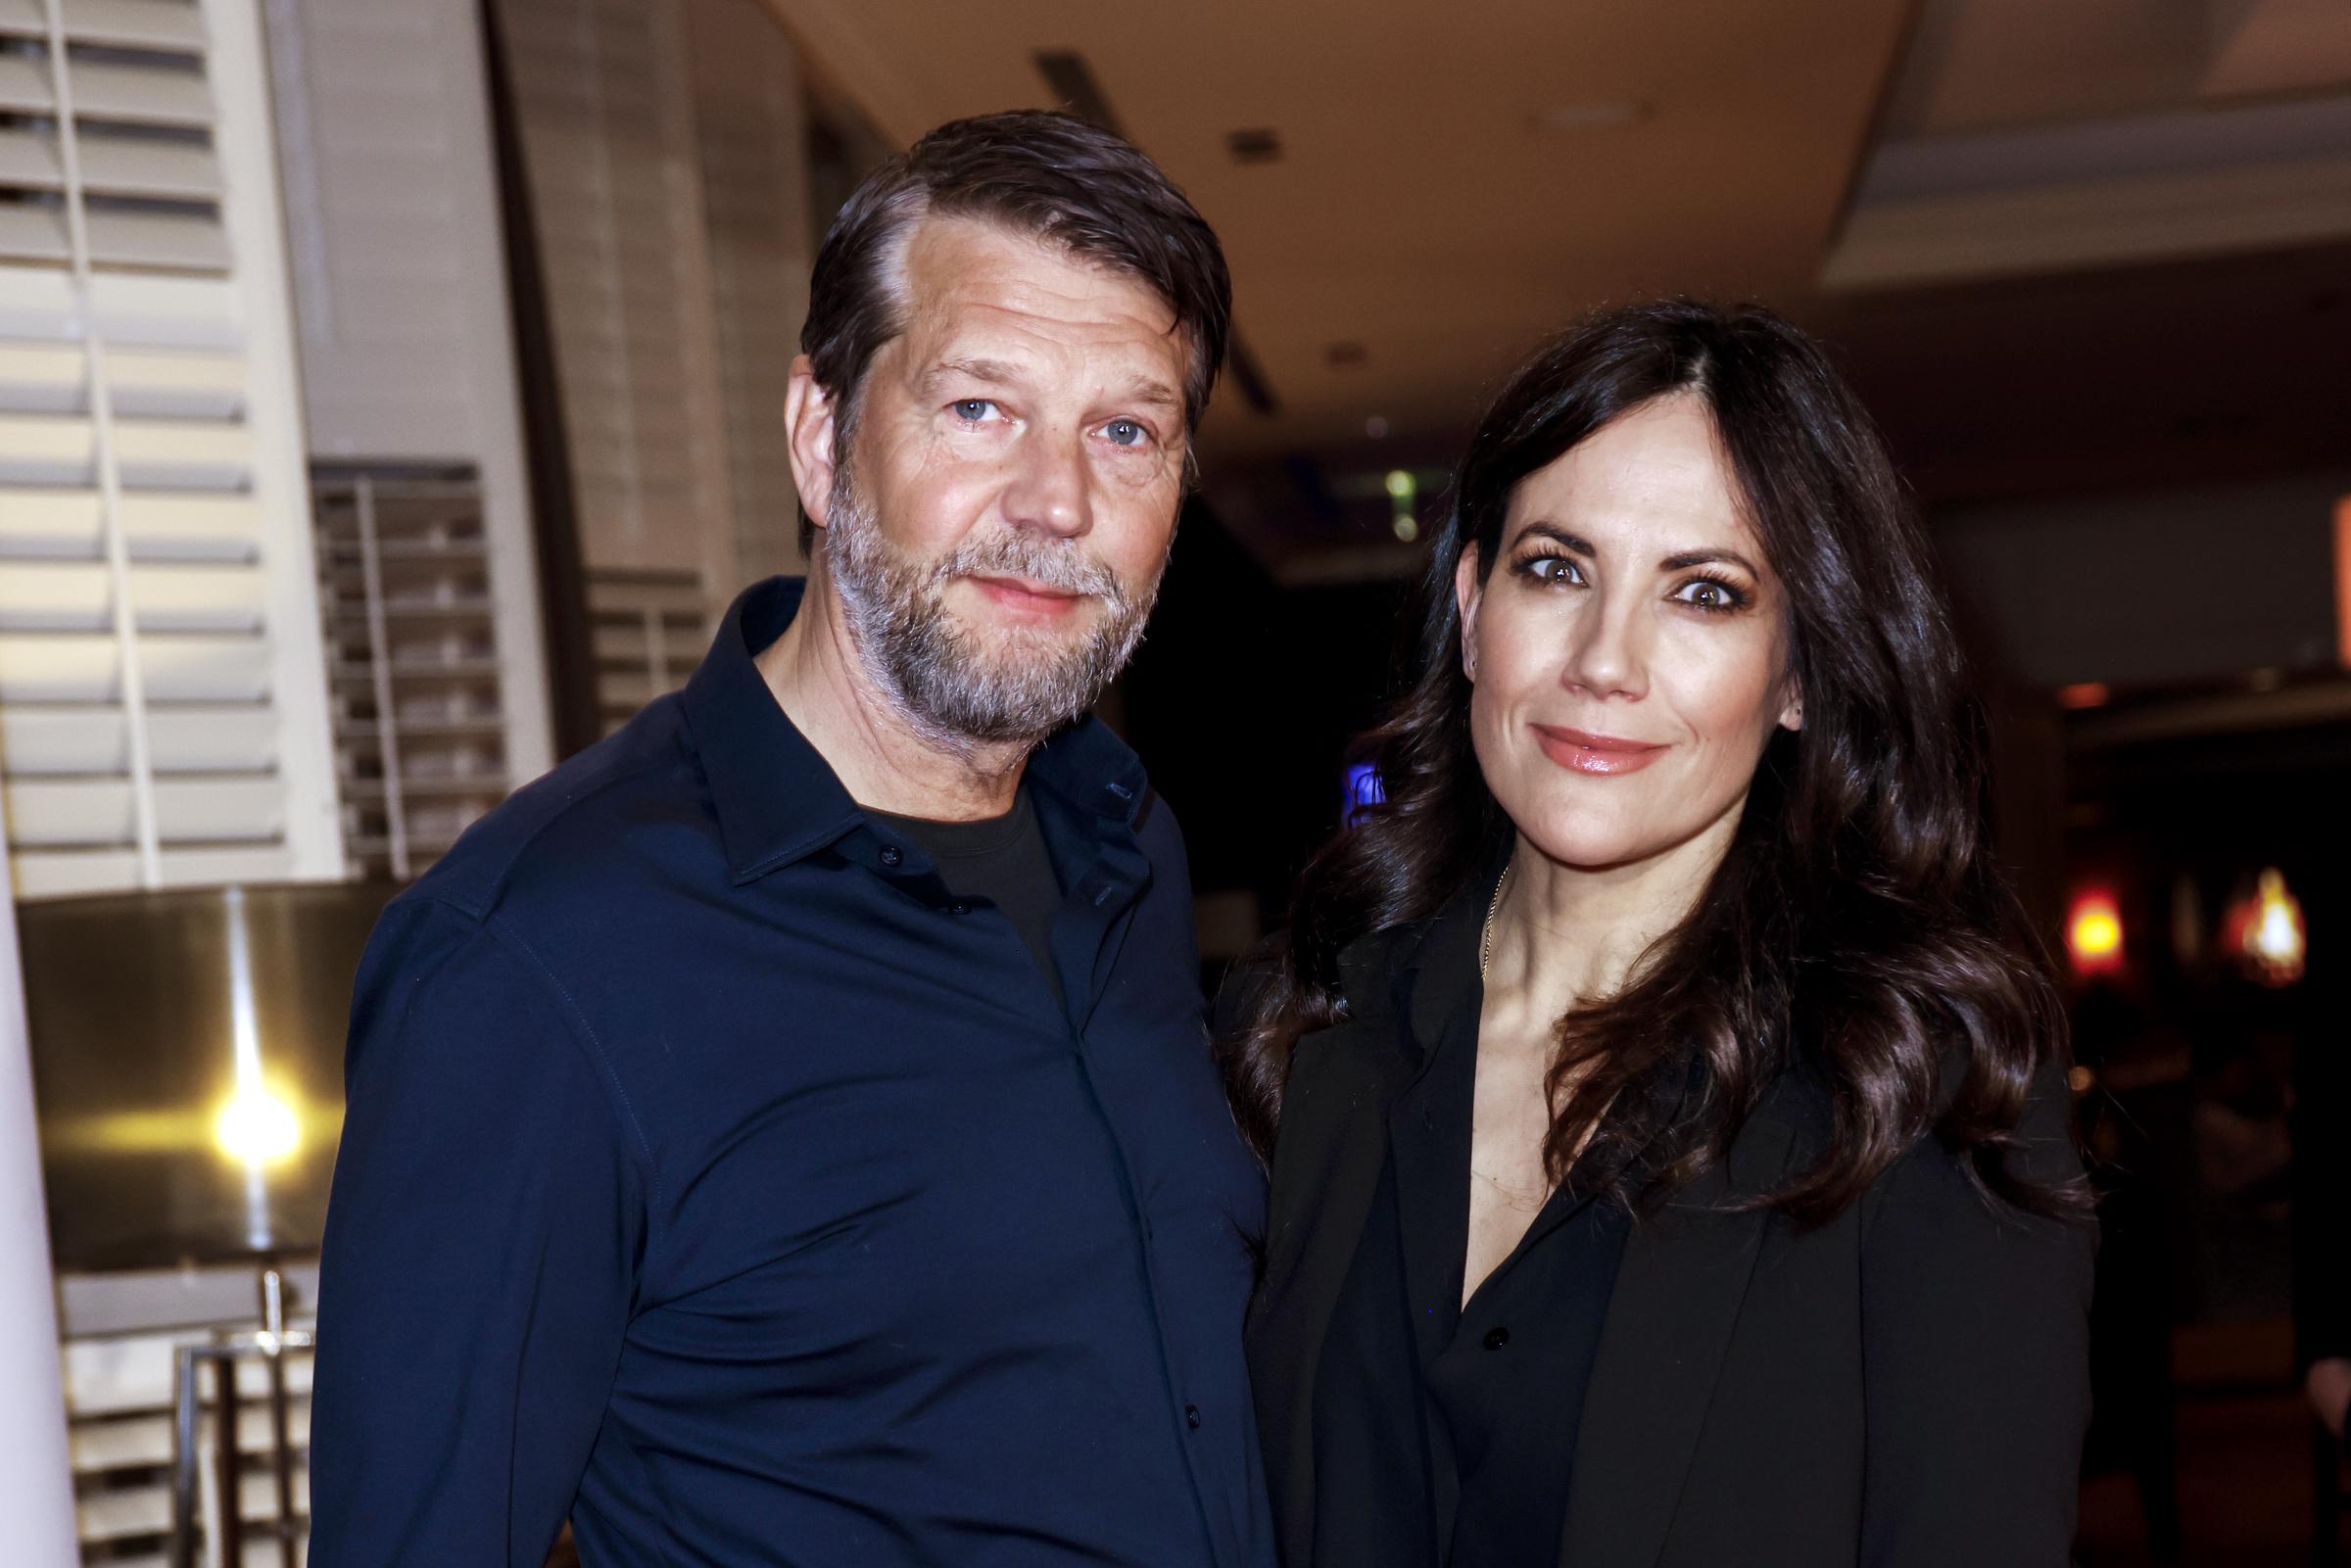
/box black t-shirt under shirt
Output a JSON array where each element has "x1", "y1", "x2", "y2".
[{"x1": 870, "y1": 784, "x2": 1065, "y2": 1009}]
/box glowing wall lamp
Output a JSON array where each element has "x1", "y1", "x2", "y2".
[
  {"x1": 20, "y1": 883, "x2": 390, "y2": 1272},
  {"x1": 2066, "y1": 888, "x2": 2126, "y2": 978},
  {"x1": 2224, "y1": 868, "x2": 2307, "y2": 987},
  {"x1": 214, "y1": 1085, "x2": 303, "y2": 1168}
]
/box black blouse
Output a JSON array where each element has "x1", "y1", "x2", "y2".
[{"x1": 1309, "y1": 929, "x2": 1628, "y2": 1568}]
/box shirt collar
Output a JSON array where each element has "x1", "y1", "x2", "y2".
[
  {"x1": 1331, "y1": 844, "x2": 1509, "y2": 1060},
  {"x1": 680, "y1": 577, "x2": 1153, "y2": 883}
]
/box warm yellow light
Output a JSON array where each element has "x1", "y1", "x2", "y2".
[
  {"x1": 2242, "y1": 868, "x2": 2307, "y2": 985},
  {"x1": 1383, "y1": 468, "x2": 1414, "y2": 500},
  {"x1": 2067, "y1": 891, "x2": 2124, "y2": 975},
  {"x1": 2072, "y1": 910, "x2": 2121, "y2": 958},
  {"x1": 215, "y1": 1087, "x2": 302, "y2": 1166}
]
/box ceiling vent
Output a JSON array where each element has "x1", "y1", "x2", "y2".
[{"x1": 1226, "y1": 127, "x2": 1282, "y2": 165}]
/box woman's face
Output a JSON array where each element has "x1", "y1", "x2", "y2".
[{"x1": 1456, "y1": 394, "x2": 1801, "y2": 874}]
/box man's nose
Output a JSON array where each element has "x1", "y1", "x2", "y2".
[{"x1": 998, "y1": 428, "x2": 1093, "y2": 540}]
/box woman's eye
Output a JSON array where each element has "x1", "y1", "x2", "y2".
[
  {"x1": 1101, "y1": 418, "x2": 1147, "y2": 448},
  {"x1": 1523, "y1": 555, "x2": 1581, "y2": 585},
  {"x1": 951, "y1": 399, "x2": 997, "y2": 423},
  {"x1": 1673, "y1": 578, "x2": 1743, "y2": 611}
]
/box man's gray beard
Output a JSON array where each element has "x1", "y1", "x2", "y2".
[{"x1": 822, "y1": 469, "x2": 1166, "y2": 751}]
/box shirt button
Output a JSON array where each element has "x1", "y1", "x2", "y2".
[
  {"x1": 879, "y1": 845, "x2": 902, "y2": 868},
  {"x1": 1483, "y1": 1326, "x2": 1511, "y2": 1351},
  {"x1": 1184, "y1": 1404, "x2": 1202, "y2": 1430}
]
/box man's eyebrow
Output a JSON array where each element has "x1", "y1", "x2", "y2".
[
  {"x1": 1119, "y1": 376, "x2": 1185, "y2": 412},
  {"x1": 921, "y1": 356, "x2": 1024, "y2": 393},
  {"x1": 919, "y1": 359, "x2": 1183, "y2": 414}
]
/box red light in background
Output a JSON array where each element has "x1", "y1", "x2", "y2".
[
  {"x1": 2335, "y1": 496, "x2": 2350, "y2": 670},
  {"x1": 2067, "y1": 889, "x2": 2125, "y2": 977},
  {"x1": 2058, "y1": 683, "x2": 2111, "y2": 711}
]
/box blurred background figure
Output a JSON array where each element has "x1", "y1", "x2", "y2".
[{"x1": 1, "y1": 0, "x2": 2347, "y2": 1564}]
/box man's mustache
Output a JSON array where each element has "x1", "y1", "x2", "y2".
[{"x1": 930, "y1": 533, "x2": 1128, "y2": 611}]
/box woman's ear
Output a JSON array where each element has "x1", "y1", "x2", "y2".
[
  {"x1": 1454, "y1": 546, "x2": 1483, "y2": 682},
  {"x1": 1778, "y1": 673, "x2": 1803, "y2": 733}
]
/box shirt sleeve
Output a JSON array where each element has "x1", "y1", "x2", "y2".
[
  {"x1": 1856, "y1": 1068, "x2": 2097, "y2": 1568},
  {"x1": 310, "y1": 896, "x2": 648, "y2": 1568}
]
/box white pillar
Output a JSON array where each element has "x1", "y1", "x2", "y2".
[{"x1": 0, "y1": 825, "x2": 81, "y2": 1566}]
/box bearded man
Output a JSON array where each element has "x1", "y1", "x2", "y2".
[{"x1": 311, "y1": 113, "x2": 1272, "y2": 1568}]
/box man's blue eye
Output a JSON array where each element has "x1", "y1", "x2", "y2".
[
  {"x1": 1104, "y1": 419, "x2": 1145, "y2": 448},
  {"x1": 953, "y1": 399, "x2": 992, "y2": 421}
]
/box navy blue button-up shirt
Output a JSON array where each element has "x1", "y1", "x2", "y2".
[{"x1": 312, "y1": 578, "x2": 1274, "y2": 1568}]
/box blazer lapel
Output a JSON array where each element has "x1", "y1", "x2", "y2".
[
  {"x1": 1559, "y1": 1099, "x2": 1801, "y2": 1568},
  {"x1": 1248, "y1": 907, "x2": 1473, "y2": 1568},
  {"x1": 1247, "y1": 1010, "x2": 1412, "y2": 1568}
]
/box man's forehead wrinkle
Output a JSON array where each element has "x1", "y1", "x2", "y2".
[{"x1": 901, "y1": 215, "x2": 1179, "y2": 334}]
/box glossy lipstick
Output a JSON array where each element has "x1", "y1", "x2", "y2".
[{"x1": 1532, "y1": 724, "x2": 1666, "y2": 776}]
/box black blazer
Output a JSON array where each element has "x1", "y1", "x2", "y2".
[{"x1": 1238, "y1": 908, "x2": 2097, "y2": 1568}]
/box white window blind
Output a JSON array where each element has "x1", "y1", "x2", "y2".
[
  {"x1": 495, "y1": 0, "x2": 740, "y2": 605},
  {"x1": 684, "y1": 0, "x2": 812, "y2": 590},
  {"x1": 260, "y1": 0, "x2": 552, "y2": 824},
  {"x1": 314, "y1": 465, "x2": 513, "y2": 879},
  {"x1": 586, "y1": 564, "x2": 705, "y2": 736},
  {"x1": 0, "y1": 0, "x2": 342, "y2": 899}
]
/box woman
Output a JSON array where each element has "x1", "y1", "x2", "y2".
[{"x1": 1219, "y1": 301, "x2": 2095, "y2": 1568}]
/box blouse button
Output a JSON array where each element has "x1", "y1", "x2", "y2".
[{"x1": 1483, "y1": 1325, "x2": 1511, "y2": 1351}]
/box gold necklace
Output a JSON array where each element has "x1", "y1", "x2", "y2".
[{"x1": 1479, "y1": 862, "x2": 1513, "y2": 979}]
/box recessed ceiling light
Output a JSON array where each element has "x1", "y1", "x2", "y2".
[
  {"x1": 1226, "y1": 127, "x2": 1282, "y2": 164},
  {"x1": 1365, "y1": 415, "x2": 1390, "y2": 439},
  {"x1": 1325, "y1": 341, "x2": 1367, "y2": 368},
  {"x1": 1531, "y1": 101, "x2": 1651, "y2": 131}
]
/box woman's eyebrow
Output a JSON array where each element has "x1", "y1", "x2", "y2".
[
  {"x1": 1511, "y1": 521, "x2": 1595, "y2": 555},
  {"x1": 1659, "y1": 547, "x2": 1760, "y2": 574}
]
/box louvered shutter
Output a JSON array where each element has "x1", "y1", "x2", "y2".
[
  {"x1": 685, "y1": 0, "x2": 812, "y2": 591},
  {"x1": 314, "y1": 464, "x2": 518, "y2": 878},
  {"x1": 0, "y1": 0, "x2": 342, "y2": 899},
  {"x1": 261, "y1": 0, "x2": 555, "y2": 879},
  {"x1": 495, "y1": 0, "x2": 738, "y2": 598}
]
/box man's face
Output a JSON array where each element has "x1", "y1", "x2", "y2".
[{"x1": 799, "y1": 215, "x2": 1193, "y2": 745}]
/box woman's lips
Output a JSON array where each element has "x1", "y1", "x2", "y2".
[{"x1": 1532, "y1": 724, "x2": 1667, "y2": 776}]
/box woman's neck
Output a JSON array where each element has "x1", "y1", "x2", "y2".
[{"x1": 1482, "y1": 801, "x2": 1746, "y2": 1023}]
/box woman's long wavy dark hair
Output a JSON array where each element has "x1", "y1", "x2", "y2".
[{"x1": 1220, "y1": 300, "x2": 2084, "y2": 1224}]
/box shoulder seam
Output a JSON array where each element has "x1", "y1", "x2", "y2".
[
  {"x1": 478, "y1": 909, "x2": 667, "y2": 1217},
  {"x1": 401, "y1": 892, "x2": 668, "y2": 1227},
  {"x1": 430, "y1": 741, "x2": 687, "y2": 922}
]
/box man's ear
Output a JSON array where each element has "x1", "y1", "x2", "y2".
[
  {"x1": 1454, "y1": 546, "x2": 1483, "y2": 682},
  {"x1": 786, "y1": 355, "x2": 839, "y2": 530}
]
